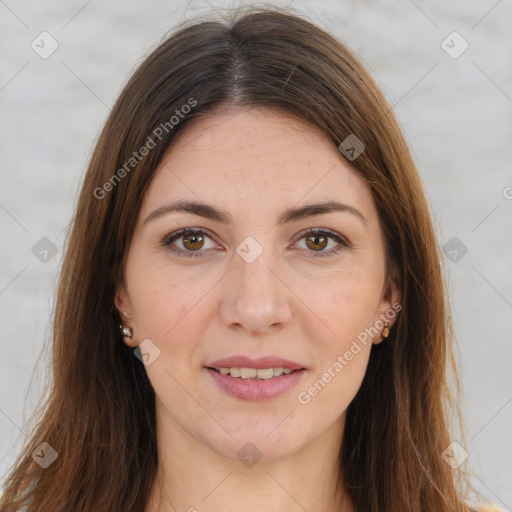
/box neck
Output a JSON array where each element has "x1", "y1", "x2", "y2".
[{"x1": 145, "y1": 406, "x2": 356, "y2": 512}]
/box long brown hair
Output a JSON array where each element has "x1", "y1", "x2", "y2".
[{"x1": 1, "y1": 5, "x2": 483, "y2": 511}]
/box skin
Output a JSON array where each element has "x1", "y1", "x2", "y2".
[{"x1": 115, "y1": 106, "x2": 401, "y2": 512}]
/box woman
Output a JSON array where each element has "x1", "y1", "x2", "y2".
[{"x1": 0, "y1": 5, "x2": 502, "y2": 512}]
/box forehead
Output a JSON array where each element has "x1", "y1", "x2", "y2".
[{"x1": 140, "y1": 107, "x2": 376, "y2": 223}]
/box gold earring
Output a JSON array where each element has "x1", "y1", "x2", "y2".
[
  {"x1": 381, "y1": 322, "x2": 390, "y2": 339},
  {"x1": 120, "y1": 325, "x2": 133, "y2": 338}
]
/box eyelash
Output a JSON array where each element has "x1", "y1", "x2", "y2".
[{"x1": 161, "y1": 227, "x2": 351, "y2": 259}]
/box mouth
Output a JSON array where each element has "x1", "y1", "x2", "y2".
[
  {"x1": 207, "y1": 366, "x2": 298, "y2": 380},
  {"x1": 204, "y1": 356, "x2": 306, "y2": 400},
  {"x1": 205, "y1": 358, "x2": 307, "y2": 400}
]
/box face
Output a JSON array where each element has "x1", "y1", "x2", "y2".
[{"x1": 116, "y1": 106, "x2": 400, "y2": 463}]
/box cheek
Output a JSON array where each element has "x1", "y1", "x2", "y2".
[
  {"x1": 317, "y1": 295, "x2": 374, "y2": 381},
  {"x1": 128, "y1": 258, "x2": 209, "y2": 339},
  {"x1": 311, "y1": 271, "x2": 381, "y2": 346},
  {"x1": 299, "y1": 272, "x2": 380, "y2": 396},
  {"x1": 296, "y1": 282, "x2": 375, "y2": 416},
  {"x1": 128, "y1": 269, "x2": 205, "y2": 397},
  {"x1": 126, "y1": 263, "x2": 221, "y2": 395}
]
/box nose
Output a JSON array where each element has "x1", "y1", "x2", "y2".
[{"x1": 219, "y1": 250, "x2": 293, "y2": 335}]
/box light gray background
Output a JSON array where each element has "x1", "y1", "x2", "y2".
[{"x1": 1, "y1": 0, "x2": 511, "y2": 509}]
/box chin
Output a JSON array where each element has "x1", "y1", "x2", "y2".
[{"x1": 199, "y1": 420, "x2": 309, "y2": 464}]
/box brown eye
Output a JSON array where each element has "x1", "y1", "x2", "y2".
[
  {"x1": 182, "y1": 232, "x2": 205, "y2": 250},
  {"x1": 304, "y1": 233, "x2": 328, "y2": 251},
  {"x1": 162, "y1": 228, "x2": 218, "y2": 258},
  {"x1": 295, "y1": 228, "x2": 350, "y2": 258}
]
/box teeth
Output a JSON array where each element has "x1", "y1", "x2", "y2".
[
  {"x1": 215, "y1": 367, "x2": 297, "y2": 379},
  {"x1": 240, "y1": 367, "x2": 257, "y2": 379},
  {"x1": 256, "y1": 368, "x2": 274, "y2": 379}
]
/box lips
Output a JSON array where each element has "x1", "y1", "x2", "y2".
[{"x1": 205, "y1": 355, "x2": 306, "y2": 400}]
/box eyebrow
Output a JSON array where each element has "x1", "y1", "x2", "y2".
[{"x1": 143, "y1": 199, "x2": 368, "y2": 228}]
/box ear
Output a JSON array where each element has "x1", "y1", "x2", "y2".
[
  {"x1": 373, "y1": 266, "x2": 402, "y2": 345},
  {"x1": 115, "y1": 281, "x2": 137, "y2": 348}
]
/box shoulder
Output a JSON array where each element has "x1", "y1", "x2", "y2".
[{"x1": 474, "y1": 505, "x2": 505, "y2": 512}]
